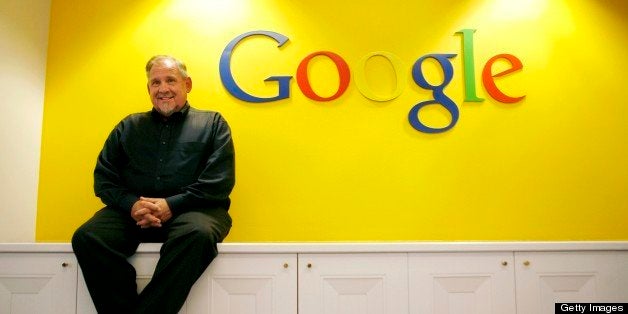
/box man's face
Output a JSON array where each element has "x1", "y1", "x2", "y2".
[{"x1": 147, "y1": 60, "x2": 192, "y2": 117}]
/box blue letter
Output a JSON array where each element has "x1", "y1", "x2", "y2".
[
  {"x1": 409, "y1": 54, "x2": 459, "y2": 133},
  {"x1": 219, "y1": 30, "x2": 292, "y2": 102}
]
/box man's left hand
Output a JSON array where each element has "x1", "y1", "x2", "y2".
[{"x1": 139, "y1": 197, "x2": 173, "y2": 225}]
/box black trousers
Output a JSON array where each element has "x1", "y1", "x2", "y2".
[{"x1": 72, "y1": 207, "x2": 232, "y2": 314}]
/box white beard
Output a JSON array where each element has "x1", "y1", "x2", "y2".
[{"x1": 156, "y1": 101, "x2": 176, "y2": 117}]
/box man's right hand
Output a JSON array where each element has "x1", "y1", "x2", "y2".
[{"x1": 131, "y1": 199, "x2": 162, "y2": 228}]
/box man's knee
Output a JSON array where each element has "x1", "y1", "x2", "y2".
[
  {"x1": 72, "y1": 223, "x2": 91, "y2": 253},
  {"x1": 179, "y1": 221, "x2": 220, "y2": 246},
  {"x1": 177, "y1": 211, "x2": 230, "y2": 239}
]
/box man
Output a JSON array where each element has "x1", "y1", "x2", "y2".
[{"x1": 72, "y1": 55, "x2": 235, "y2": 313}]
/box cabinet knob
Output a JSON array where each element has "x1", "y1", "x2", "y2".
[
  {"x1": 283, "y1": 263, "x2": 289, "y2": 268},
  {"x1": 307, "y1": 263, "x2": 312, "y2": 268},
  {"x1": 61, "y1": 262, "x2": 69, "y2": 268},
  {"x1": 523, "y1": 260, "x2": 530, "y2": 266},
  {"x1": 501, "y1": 261, "x2": 508, "y2": 266}
]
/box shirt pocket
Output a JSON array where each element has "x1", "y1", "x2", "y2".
[{"x1": 171, "y1": 141, "x2": 208, "y2": 177}]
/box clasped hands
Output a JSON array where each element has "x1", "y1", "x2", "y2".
[{"x1": 131, "y1": 197, "x2": 172, "y2": 228}]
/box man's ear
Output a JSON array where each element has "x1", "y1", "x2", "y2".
[{"x1": 185, "y1": 77, "x2": 192, "y2": 93}]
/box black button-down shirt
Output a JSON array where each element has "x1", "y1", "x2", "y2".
[{"x1": 94, "y1": 103, "x2": 235, "y2": 213}]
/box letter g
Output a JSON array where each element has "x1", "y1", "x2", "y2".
[
  {"x1": 409, "y1": 53, "x2": 459, "y2": 133},
  {"x1": 220, "y1": 30, "x2": 292, "y2": 102}
]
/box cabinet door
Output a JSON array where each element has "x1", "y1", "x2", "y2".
[
  {"x1": 201, "y1": 253, "x2": 297, "y2": 314},
  {"x1": 78, "y1": 253, "x2": 297, "y2": 314},
  {"x1": 0, "y1": 253, "x2": 77, "y2": 314},
  {"x1": 408, "y1": 252, "x2": 516, "y2": 314},
  {"x1": 515, "y1": 251, "x2": 628, "y2": 314},
  {"x1": 299, "y1": 253, "x2": 408, "y2": 314}
]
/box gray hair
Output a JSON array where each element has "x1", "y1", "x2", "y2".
[{"x1": 145, "y1": 55, "x2": 189, "y2": 78}]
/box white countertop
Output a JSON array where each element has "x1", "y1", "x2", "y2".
[{"x1": 1, "y1": 241, "x2": 628, "y2": 253}]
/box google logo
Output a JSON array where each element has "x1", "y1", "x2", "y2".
[{"x1": 219, "y1": 30, "x2": 525, "y2": 133}]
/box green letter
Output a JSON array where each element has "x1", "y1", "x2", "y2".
[{"x1": 456, "y1": 29, "x2": 484, "y2": 102}]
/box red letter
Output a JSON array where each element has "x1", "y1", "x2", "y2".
[
  {"x1": 482, "y1": 54, "x2": 525, "y2": 103},
  {"x1": 296, "y1": 51, "x2": 350, "y2": 101}
]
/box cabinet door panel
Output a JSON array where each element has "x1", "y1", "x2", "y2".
[
  {"x1": 201, "y1": 254, "x2": 297, "y2": 314},
  {"x1": 515, "y1": 251, "x2": 628, "y2": 314},
  {"x1": 409, "y1": 252, "x2": 516, "y2": 314},
  {"x1": 78, "y1": 253, "x2": 297, "y2": 314},
  {"x1": 299, "y1": 253, "x2": 408, "y2": 314},
  {"x1": 0, "y1": 253, "x2": 77, "y2": 314}
]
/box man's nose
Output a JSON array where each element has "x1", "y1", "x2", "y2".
[{"x1": 157, "y1": 83, "x2": 169, "y2": 93}]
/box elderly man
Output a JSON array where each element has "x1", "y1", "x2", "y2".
[{"x1": 72, "y1": 55, "x2": 235, "y2": 313}]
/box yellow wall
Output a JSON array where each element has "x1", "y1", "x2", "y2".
[{"x1": 37, "y1": 0, "x2": 628, "y2": 241}]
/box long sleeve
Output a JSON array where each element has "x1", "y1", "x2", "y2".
[
  {"x1": 165, "y1": 113, "x2": 235, "y2": 213},
  {"x1": 93, "y1": 120, "x2": 139, "y2": 212}
]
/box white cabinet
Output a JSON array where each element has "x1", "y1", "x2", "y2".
[
  {"x1": 408, "y1": 252, "x2": 516, "y2": 314},
  {"x1": 203, "y1": 254, "x2": 297, "y2": 314},
  {"x1": 78, "y1": 253, "x2": 298, "y2": 314},
  {"x1": 1, "y1": 242, "x2": 628, "y2": 314},
  {"x1": 515, "y1": 251, "x2": 628, "y2": 314},
  {"x1": 0, "y1": 253, "x2": 77, "y2": 314},
  {"x1": 298, "y1": 253, "x2": 408, "y2": 314}
]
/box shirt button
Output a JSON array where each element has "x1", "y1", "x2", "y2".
[{"x1": 161, "y1": 141, "x2": 166, "y2": 145}]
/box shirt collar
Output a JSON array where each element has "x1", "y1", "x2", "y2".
[{"x1": 151, "y1": 102, "x2": 190, "y2": 122}]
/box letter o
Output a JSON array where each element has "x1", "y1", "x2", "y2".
[
  {"x1": 354, "y1": 51, "x2": 405, "y2": 102},
  {"x1": 296, "y1": 51, "x2": 350, "y2": 102}
]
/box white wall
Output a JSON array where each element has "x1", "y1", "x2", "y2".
[{"x1": 0, "y1": 0, "x2": 51, "y2": 242}]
